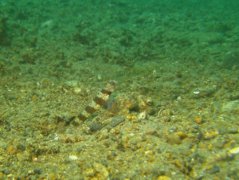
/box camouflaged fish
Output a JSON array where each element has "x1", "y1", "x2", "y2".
[{"x1": 78, "y1": 80, "x2": 117, "y2": 121}]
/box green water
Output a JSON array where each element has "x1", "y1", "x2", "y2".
[{"x1": 0, "y1": 0, "x2": 239, "y2": 179}]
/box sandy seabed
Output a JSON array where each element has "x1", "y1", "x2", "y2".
[{"x1": 0, "y1": 0, "x2": 239, "y2": 179}]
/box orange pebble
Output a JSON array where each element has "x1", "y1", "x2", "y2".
[{"x1": 194, "y1": 116, "x2": 203, "y2": 124}]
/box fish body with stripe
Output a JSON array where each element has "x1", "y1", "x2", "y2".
[{"x1": 78, "y1": 80, "x2": 117, "y2": 121}]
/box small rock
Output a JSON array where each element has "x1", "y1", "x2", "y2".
[
  {"x1": 69, "y1": 155, "x2": 78, "y2": 161},
  {"x1": 203, "y1": 130, "x2": 219, "y2": 140}
]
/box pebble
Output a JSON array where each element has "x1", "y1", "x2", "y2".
[
  {"x1": 228, "y1": 147, "x2": 239, "y2": 156},
  {"x1": 203, "y1": 130, "x2": 219, "y2": 140},
  {"x1": 194, "y1": 116, "x2": 203, "y2": 124},
  {"x1": 137, "y1": 111, "x2": 147, "y2": 120},
  {"x1": 192, "y1": 86, "x2": 217, "y2": 98},
  {"x1": 73, "y1": 87, "x2": 82, "y2": 94},
  {"x1": 69, "y1": 155, "x2": 78, "y2": 161}
]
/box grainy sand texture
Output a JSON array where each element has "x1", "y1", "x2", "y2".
[{"x1": 0, "y1": 0, "x2": 239, "y2": 179}]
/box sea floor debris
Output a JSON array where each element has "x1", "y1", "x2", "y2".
[{"x1": 0, "y1": 0, "x2": 239, "y2": 179}]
